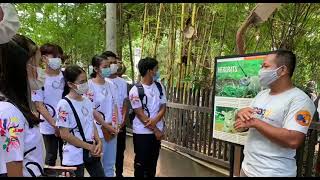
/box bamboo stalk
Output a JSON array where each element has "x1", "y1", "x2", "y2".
[
  {"x1": 195, "y1": 7, "x2": 209, "y2": 79},
  {"x1": 141, "y1": 3, "x2": 148, "y2": 58},
  {"x1": 127, "y1": 20, "x2": 135, "y2": 84},
  {"x1": 177, "y1": 3, "x2": 185, "y2": 90},
  {"x1": 202, "y1": 12, "x2": 215, "y2": 66},
  {"x1": 138, "y1": 3, "x2": 148, "y2": 82},
  {"x1": 152, "y1": 3, "x2": 163, "y2": 58},
  {"x1": 170, "y1": 4, "x2": 178, "y2": 90},
  {"x1": 167, "y1": 4, "x2": 174, "y2": 90},
  {"x1": 183, "y1": 3, "x2": 197, "y2": 102},
  {"x1": 186, "y1": 3, "x2": 197, "y2": 76}
]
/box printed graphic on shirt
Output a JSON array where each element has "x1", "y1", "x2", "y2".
[
  {"x1": 31, "y1": 90, "x2": 37, "y2": 96},
  {"x1": 86, "y1": 90, "x2": 94, "y2": 102},
  {"x1": 254, "y1": 107, "x2": 274, "y2": 122},
  {"x1": 58, "y1": 107, "x2": 68, "y2": 122},
  {"x1": 95, "y1": 111, "x2": 104, "y2": 125},
  {"x1": 101, "y1": 87, "x2": 108, "y2": 96},
  {"x1": 0, "y1": 117, "x2": 23, "y2": 152},
  {"x1": 81, "y1": 106, "x2": 89, "y2": 117},
  {"x1": 129, "y1": 94, "x2": 141, "y2": 106},
  {"x1": 44, "y1": 103, "x2": 56, "y2": 118},
  {"x1": 51, "y1": 79, "x2": 64, "y2": 90},
  {"x1": 295, "y1": 110, "x2": 312, "y2": 127},
  {"x1": 112, "y1": 108, "x2": 117, "y2": 127}
]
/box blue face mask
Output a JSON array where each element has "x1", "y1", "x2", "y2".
[
  {"x1": 153, "y1": 71, "x2": 160, "y2": 81},
  {"x1": 101, "y1": 67, "x2": 111, "y2": 78}
]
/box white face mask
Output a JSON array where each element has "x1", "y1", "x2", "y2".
[
  {"x1": 48, "y1": 57, "x2": 62, "y2": 70},
  {"x1": 0, "y1": 3, "x2": 20, "y2": 44},
  {"x1": 258, "y1": 66, "x2": 283, "y2": 88},
  {"x1": 74, "y1": 82, "x2": 89, "y2": 95},
  {"x1": 110, "y1": 64, "x2": 118, "y2": 75},
  {"x1": 28, "y1": 65, "x2": 46, "y2": 90}
]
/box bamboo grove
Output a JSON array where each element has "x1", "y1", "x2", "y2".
[{"x1": 15, "y1": 3, "x2": 320, "y2": 99}]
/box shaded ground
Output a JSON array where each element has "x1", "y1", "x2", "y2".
[
  {"x1": 52, "y1": 135, "x2": 225, "y2": 177},
  {"x1": 121, "y1": 135, "x2": 225, "y2": 177}
]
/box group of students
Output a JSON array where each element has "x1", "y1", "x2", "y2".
[{"x1": 0, "y1": 3, "x2": 166, "y2": 177}]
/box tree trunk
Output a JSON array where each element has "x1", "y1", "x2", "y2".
[
  {"x1": 127, "y1": 20, "x2": 135, "y2": 84},
  {"x1": 105, "y1": 3, "x2": 117, "y2": 53}
]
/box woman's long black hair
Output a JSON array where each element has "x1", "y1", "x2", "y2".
[
  {"x1": 62, "y1": 65, "x2": 86, "y2": 97},
  {"x1": 0, "y1": 34, "x2": 40, "y2": 128},
  {"x1": 90, "y1": 55, "x2": 104, "y2": 79}
]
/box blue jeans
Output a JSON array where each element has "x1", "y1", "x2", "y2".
[{"x1": 101, "y1": 137, "x2": 117, "y2": 177}]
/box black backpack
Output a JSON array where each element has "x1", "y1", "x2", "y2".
[
  {"x1": 313, "y1": 96, "x2": 320, "y2": 122},
  {"x1": 128, "y1": 81, "x2": 163, "y2": 124}
]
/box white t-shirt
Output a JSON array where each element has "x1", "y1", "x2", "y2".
[
  {"x1": 0, "y1": 146, "x2": 5, "y2": 175},
  {"x1": 129, "y1": 82, "x2": 167, "y2": 134},
  {"x1": 32, "y1": 72, "x2": 64, "y2": 135},
  {"x1": 56, "y1": 96, "x2": 95, "y2": 166},
  {"x1": 0, "y1": 102, "x2": 44, "y2": 177},
  {"x1": 242, "y1": 87, "x2": 316, "y2": 177},
  {"x1": 86, "y1": 79, "x2": 118, "y2": 138},
  {"x1": 107, "y1": 77, "x2": 128, "y2": 124}
]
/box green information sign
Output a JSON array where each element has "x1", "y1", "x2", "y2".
[{"x1": 213, "y1": 53, "x2": 267, "y2": 145}]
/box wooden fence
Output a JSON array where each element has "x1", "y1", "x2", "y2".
[
  {"x1": 162, "y1": 86, "x2": 320, "y2": 177},
  {"x1": 127, "y1": 85, "x2": 320, "y2": 176},
  {"x1": 163, "y1": 86, "x2": 232, "y2": 169}
]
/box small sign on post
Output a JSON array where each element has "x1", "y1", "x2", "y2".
[{"x1": 252, "y1": 3, "x2": 281, "y2": 24}]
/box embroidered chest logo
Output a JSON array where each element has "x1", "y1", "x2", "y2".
[
  {"x1": 0, "y1": 117, "x2": 24, "y2": 152},
  {"x1": 295, "y1": 110, "x2": 312, "y2": 127}
]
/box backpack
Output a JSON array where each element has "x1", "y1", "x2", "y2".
[
  {"x1": 128, "y1": 81, "x2": 164, "y2": 124},
  {"x1": 313, "y1": 96, "x2": 320, "y2": 122}
]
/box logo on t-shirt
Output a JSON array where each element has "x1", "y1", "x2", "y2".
[
  {"x1": 44, "y1": 103, "x2": 56, "y2": 118},
  {"x1": 52, "y1": 79, "x2": 64, "y2": 90},
  {"x1": 85, "y1": 90, "x2": 94, "y2": 102},
  {"x1": 0, "y1": 117, "x2": 24, "y2": 152},
  {"x1": 81, "y1": 106, "x2": 89, "y2": 117},
  {"x1": 58, "y1": 107, "x2": 68, "y2": 122},
  {"x1": 295, "y1": 110, "x2": 312, "y2": 127},
  {"x1": 253, "y1": 107, "x2": 276, "y2": 122},
  {"x1": 129, "y1": 95, "x2": 140, "y2": 105},
  {"x1": 101, "y1": 87, "x2": 108, "y2": 96},
  {"x1": 32, "y1": 90, "x2": 37, "y2": 96}
]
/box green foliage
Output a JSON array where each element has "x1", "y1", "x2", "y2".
[
  {"x1": 16, "y1": 3, "x2": 106, "y2": 67},
  {"x1": 15, "y1": 3, "x2": 320, "y2": 89}
]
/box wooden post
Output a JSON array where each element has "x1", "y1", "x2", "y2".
[
  {"x1": 233, "y1": 145, "x2": 244, "y2": 177},
  {"x1": 106, "y1": 3, "x2": 117, "y2": 53}
]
